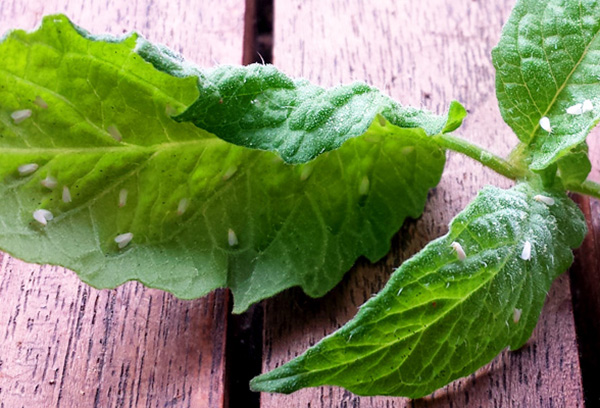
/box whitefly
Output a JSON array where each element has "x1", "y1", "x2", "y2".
[
  {"x1": 18, "y1": 163, "x2": 39, "y2": 176},
  {"x1": 11, "y1": 109, "x2": 32, "y2": 124},
  {"x1": 520, "y1": 241, "x2": 531, "y2": 261},
  {"x1": 539, "y1": 116, "x2": 552, "y2": 133},
  {"x1": 33, "y1": 209, "x2": 53, "y2": 226},
  {"x1": 533, "y1": 194, "x2": 554, "y2": 206},
  {"x1": 450, "y1": 241, "x2": 466, "y2": 261},
  {"x1": 115, "y1": 232, "x2": 134, "y2": 249},
  {"x1": 228, "y1": 228, "x2": 238, "y2": 247}
]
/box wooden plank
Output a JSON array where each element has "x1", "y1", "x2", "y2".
[
  {"x1": 0, "y1": 1, "x2": 246, "y2": 407},
  {"x1": 571, "y1": 195, "x2": 600, "y2": 406},
  {"x1": 261, "y1": 0, "x2": 585, "y2": 406},
  {"x1": 570, "y1": 128, "x2": 600, "y2": 405}
]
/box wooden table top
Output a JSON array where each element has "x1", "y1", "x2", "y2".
[{"x1": 0, "y1": 0, "x2": 598, "y2": 407}]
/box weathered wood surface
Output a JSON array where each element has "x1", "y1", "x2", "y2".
[
  {"x1": 261, "y1": 1, "x2": 586, "y2": 407},
  {"x1": 0, "y1": 1, "x2": 246, "y2": 407},
  {"x1": 1, "y1": 0, "x2": 597, "y2": 407},
  {"x1": 571, "y1": 127, "x2": 600, "y2": 406}
]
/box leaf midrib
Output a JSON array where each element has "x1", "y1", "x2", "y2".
[{"x1": 0, "y1": 137, "x2": 221, "y2": 156}]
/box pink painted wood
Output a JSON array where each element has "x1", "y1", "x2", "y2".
[{"x1": 0, "y1": 1, "x2": 246, "y2": 407}]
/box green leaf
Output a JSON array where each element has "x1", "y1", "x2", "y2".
[
  {"x1": 493, "y1": 0, "x2": 600, "y2": 170},
  {"x1": 136, "y1": 40, "x2": 462, "y2": 164},
  {"x1": 250, "y1": 183, "x2": 586, "y2": 397},
  {"x1": 0, "y1": 15, "x2": 453, "y2": 312},
  {"x1": 441, "y1": 100, "x2": 468, "y2": 134},
  {"x1": 557, "y1": 143, "x2": 592, "y2": 187}
]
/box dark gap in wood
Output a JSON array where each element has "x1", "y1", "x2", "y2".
[
  {"x1": 224, "y1": 303, "x2": 264, "y2": 408},
  {"x1": 570, "y1": 194, "x2": 600, "y2": 407},
  {"x1": 243, "y1": 0, "x2": 273, "y2": 64},
  {"x1": 224, "y1": 1, "x2": 273, "y2": 406}
]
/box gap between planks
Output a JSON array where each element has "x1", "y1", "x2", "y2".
[{"x1": 224, "y1": 1, "x2": 274, "y2": 408}]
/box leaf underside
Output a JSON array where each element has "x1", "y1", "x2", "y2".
[
  {"x1": 250, "y1": 183, "x2": 586, "y2": 397},
  {"x1": 0, "y1": 15, "x2": 461, "y2": 312},
  {"x1": 493, "y1": 0, "x2": 600, "y2": 171}
]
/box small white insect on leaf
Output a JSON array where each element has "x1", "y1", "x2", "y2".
[
  {"x1": 582, "y1": 99, "x2": 594, "y2": 113},
  {"x1": 33, "y1": 209, "x2": 53, "y2": 226},
  {"x1": 40, "y1": 176, "x2": 58, "y2": 189},
  {"x1": 119, "y1": 189, "x2": 128, "y2": 207},
  {"x1": 107, "y1": 125, "x2": 122, "y2": 142},
  {"x1": 401, "y1": 146, "x2": 415, "y2": 156},
  {"x1": 450, "y1": 241, "x2": 466, "y2": 261},
  {"x1": 62, "y1": 186, "x2": 72, "y2": 203},
  {"x1": 223, "y1": 165, "x2": 238, "y2": 181},
  {"x1": 566, "y1": 103, "x2": 583, "y2": 115},
  {"x1": 11, "y1": 109, "x2": 32, "y2": 124},
  {"x1": 533, "y1": 194, "x2": 555, "y2": 206},
  {"x1": 358, "y1": 176, "x2": 370, "y2": 196},
  {"x1": 177, "y1": 198, "x2": 189, "y2": 215},
  {"x1": 397, "y1": 287, "x2": 403, "y2": 296},
  {"x1": 300, "y1": 164, "x2": 314, "y2": 181},
  {"x1": 165, "y1": 104, "x2": 178, "y2": 116},
  {"x1": 228, "y1": 228, "x2": 238, "y2": 247},
  {"x1": 513, "y1": 308, "x2": 523, "y2": 324},
  {"x1": 115, "y1": 232, "x2": 134, "y2": 249},
  {"x1": 539, "y1": 116, "x2": 552, "y2": 133},
  {"x1": 34, "y1": 96, "x2": 48, "y2": 109},
  {"x1": 520, "y1": 241, "x2": 531, "y2": 261},
  {"x1": 18, "y1": 163, "x2": 39, "y2": 176}
]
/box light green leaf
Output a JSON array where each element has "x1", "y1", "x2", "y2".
[
  {"x1": 250, "y1": 183, "x2": 586, "y2": 397},
  {"x1": 0, "y1": 15, "x2": 455, "y2": 312},
  {"x1": 441, "y1": 100, "x2": 468, "y2": 134},
  {"x1": 493, "y1": 0, "x2": 600, "y2": 170}
]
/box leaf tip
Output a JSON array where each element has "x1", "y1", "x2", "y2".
[
  {"x1": 249, "y1": 370, "x2": 300, "y2": 395},
  {"x1": 441, "y1": 101, "x2": 467, "y2": 133}
]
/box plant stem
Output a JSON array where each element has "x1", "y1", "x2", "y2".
[
  {"x1": 433, "y1": 134, "x2": 524, "y2": 180},
  {"x1": 567, "y1": 180, "x2": 600, "y2": 200}
]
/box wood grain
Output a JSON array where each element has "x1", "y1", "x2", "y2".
[
  {"x1": 261, "y1": 0, "x2": 585, "y2": 406},
  {"x1": 570, "y1": 126, "x2": 600, "y2": 405},
  {"x1": 0, "y1": 1, "x2": 246, "y2": 407}
]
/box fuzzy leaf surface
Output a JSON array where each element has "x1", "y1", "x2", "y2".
[
  {"x1": 251, "y1": 183, "x2": 586, "y2": 397},
  {"x1": 493, "y1": 0, "x2": 600, "y2": 170},
  {"x1": 0, "y1": 15, "x2": 456, "y2": 312}
]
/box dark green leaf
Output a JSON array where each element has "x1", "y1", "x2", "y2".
[
  {"x1": 136, "y1": 40, "x2": 463, "y2": 164},
  {"x1": 250, "y1": 183, "x2": 586, "y2": 397},
  {"x1": 493, "y1": 0, "x2": 600, "y2": 170}
]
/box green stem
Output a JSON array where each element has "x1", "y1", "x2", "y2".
[
  {"x1": 433, "y1": 134, "x2": 524, "y2": 180},
  {"x1": 567, "y1": 180, "x2": 600, "y2": 200}
]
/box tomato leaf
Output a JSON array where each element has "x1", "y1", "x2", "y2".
[
  {"x1": 250, "y1": 183, "x2": 586, "y2": 397},
  {"x1": 0, "y1": 15, "x2": 460, "y2": 312},
  {"x1": 493, "y1": 0, "x2": 600, "y2": 170}
]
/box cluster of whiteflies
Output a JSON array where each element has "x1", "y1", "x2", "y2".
[
  {"x1": 446, "y1": 194, "x2": 554, "y2": 326},
  {"x1": 10, "y1": 98, "x2": 247, "y2": 251},
  {"x1": 539, "y1": 99, "x2": 594, "y2": 133}
]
